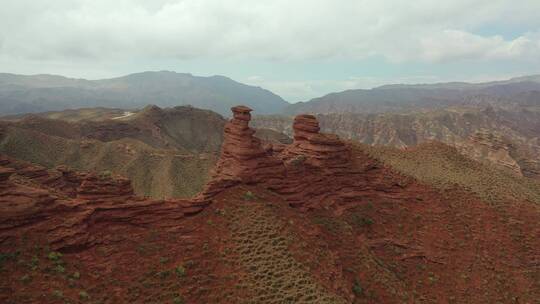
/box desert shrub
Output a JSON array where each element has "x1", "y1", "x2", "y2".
[
  {"x1": 350, "y1": 214, "x2": 374, "y2": 228},
  {"x1": 353, "y1": 279, "x2": 363, "y2": 296},
  {"x1": 99, "y1": 170, "x2": 112, "y2": 179},
  {"x1": 19, "y1": 274, "x2": 32, "y2": 284},
  {"x1": 52, "y1": 290, "x2": 63, "y2": 299},
  {"x1": 157, "y1": 270, "x2": 171, "y2": 279},
  {"x1": 54, "y1": 264, "x2": 65, "y2": 273},
  {"x1": 173, "y1": 295, "x2": 185, "y2": 304},
  {"x1": 175, "y1": 265, "x2": 186, "y2": 278},
  {"x1": 79, "y1": 290, "x2": 90, "y2": 300},
  {"x1": 243, "y1": 191, "x2": 256, "y2": 201},
  {"x1": 47, "y1": 251, "x2": 63, "y2": 261}
]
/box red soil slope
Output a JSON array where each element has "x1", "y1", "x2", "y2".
[{"x1": 0, "y1": 106, "x2": 539, "y2": 303}]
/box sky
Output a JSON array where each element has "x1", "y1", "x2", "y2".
[{"x1": 1, "y1": 0, "x2": 540, "y2": 102}]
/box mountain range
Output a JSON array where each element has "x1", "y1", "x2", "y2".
[
  {"x1": 286, "y1": 75, "x2": 540, "y2": 114},
  {"x1": 0, "y1": 71, "x2": 288, "y2": 116},
  {"x1": 3, "y1": 72, "x2": 540, "y2": 118}
]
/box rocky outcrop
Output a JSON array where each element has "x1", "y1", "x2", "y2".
[
  {"x1": 201, "y1": 106, "x2": 407, "y2": 211},
  {"x1": 457, "y1": 130, "x2": 523, "y2": 176},
  {"x1": 0, "y1": 167, "x2": 14, "y2": 184},
  {"x1": 199, "y1": 106, "x2": 286, "y2": 199},
  {"x1": 283, "y1": 114, "x2": 351, "y2": 169},
  {"x1": 0, "y1": 155, "x2": 209, "y2": 250},
  {"x1": 76, "y1": 173, "x2": 134, "y2": 201}
]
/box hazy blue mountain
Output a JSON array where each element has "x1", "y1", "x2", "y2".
[
  {"x1": 286, "y1": 75, "x2": 540, "y2": 114},
  {"x1": 0, "y1": 71, "x2": 289, "y2": 116}
]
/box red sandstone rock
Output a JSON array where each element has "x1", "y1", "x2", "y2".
[
  {"x1": 0, "y1": 156, "x2": 208, "y2": 251},
  {"x1": 283, "y1": 114, "x2": 351, "y2": 169},
  {"x1": 76, "y1": 173, "x2": 134, "y2": 201},
  {"x1": 198, "y1": 106, "x2": 286, "y2": 200},
  {"x1": 199, "y1": 107, "x2": 379, "y2": 210},
  {"x1": 0, "y1": 167, "x2": 14, "y2": 182}
]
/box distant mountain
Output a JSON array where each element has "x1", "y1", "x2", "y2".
[
  {"x1": 286, "y1": 75, "x2": 540, "y2": 114},
  {"x1": 0, "y1": 71, "x2": 289, "y2": 116},
  {"x1": 375, "y1": 74, "x2": 540, "y2": 90}
]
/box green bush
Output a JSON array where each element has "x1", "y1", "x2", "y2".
[
  {"x1": 175, "y1": 265, "x2": 186, "y2": 278},
  {"x1": 79, "y1": 290, "x2": 90, "y2": 300},
  {"x1": 173, "y1": 296, "x2": 185, "y2": 304},
  {"x1": 52, "y1": 290, "x2": 63, "y2": 299},
  {"x1": 353, "y1": 279, "x2": 363, "y2": 296},
  {"x1": 350, "y1": 214, "x2": 374, "y2": 228},
  {"x1": 47, "y1": 251, "x2": 63, "y2": 261},
  {"x1": 243, "y1": 191, "x2": 256, "y2": 201}
]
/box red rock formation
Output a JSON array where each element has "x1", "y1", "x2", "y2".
[
  {"x1": 0, "y1": 167, "x2": 15, "y2": 184},
  {"x1": 199, "y1": 106, "x2": 285, "y2": 199},
  {"x1": 200, "y1": 106, "x2": 407, "y2": 211},
  {"x1": 76, "y1": 173, "x2": 134, "y2": 201},
  {"x1": 0, "y1": 156, "x2": 208, "y2": 250},
  {"x1": 283, "y1": 114, "x2": 351, "y2": 169}
]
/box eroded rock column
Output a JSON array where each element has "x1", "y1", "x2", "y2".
[
  {"x1": 286, "y1": 114, "x2": 351, "y2": 169},
  {"x1": 199, "y1": 106, "x2": 285, "y2": 199}
]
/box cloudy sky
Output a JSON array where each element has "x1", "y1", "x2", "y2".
[{"x1": 1, "y1": 0, "x2": 540, "y2": 102}]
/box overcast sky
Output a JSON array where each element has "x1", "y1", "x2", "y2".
[{"x1": 1, "y1": 0, "x2": 540, "y2": 102}]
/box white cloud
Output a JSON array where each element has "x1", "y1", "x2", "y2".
[
  {"x1": 1, "y1": 0, "x2": 540, "y2": 64},
  {"x1": 1, "y1": 0, "x2": 540, "y2": 102}
]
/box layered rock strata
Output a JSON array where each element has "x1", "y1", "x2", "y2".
[
  {"x1": 199, "y1": 106, "x2": 285, "y2": 199},
  {"x1": 201, "y1": 106, "x2": 408, "y2": 210},
  {"x1": 456, "y1": 130, "x2": 522, "y2": 176},
  {"x1": 284, "y1": 114, "x2": 351, "y2": 169},
  {"x1": 0, "y1": 156, "x2": 208, "y2": 250}
]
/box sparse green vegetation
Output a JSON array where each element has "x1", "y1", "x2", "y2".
[
  {"x1": 99, "y1": 170, "x2": 112, "y2": 179},
  {"x1": 157, "y1": 270, "x2": 171, "y2": 279},
  {"x1": 173, "y1": 295, "x2": 185, "y2": 304},
  {"x1": 29, "y1": 255, "x2": 39, "y2": 270},
  {"x1": 352, "y1": 279, "x2": 364, "y2": 296},
  {"x1": 19, "y1": 274, "x2": 32, "y2": 284},
  {"x1": 54, "y1": 264, "x2": 66, "y2": 273},
  {"x1": 242, "y1": 191, "x2": 256, "y2": 201},
  {"x1": 159, "y1": 257, "x2": 169, "y2": 264},
  {"x1": 175, "y1": 265, "x2": 186, "y2": 278},
  {"x1": 0, "y1": 251, "x2": 19, "y2": 271},
  {"x1": 79, "y1": 290, "x2": 90, "y2": 300},
  {"x1": 0, "y1": 126, "x2": 217, "y2": 199},
  {"x1": 47, "y1": 251, "x2": 63, "y2": 261},
  {"x1": 349, "y1": 214, "x2": 374, "y2": 229},
  {"x1": 312, "y1": 215, "x2": 349, "y2": 234},
  {"x1": 361, "y1": 142, "x2": 540, "y2": 205},
  {"x1": 223, "y1": 201, "x2": 346, "y2": 303},
  {"x1": 52, "y1": 289, "x2": 64, "y2": 299}
]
